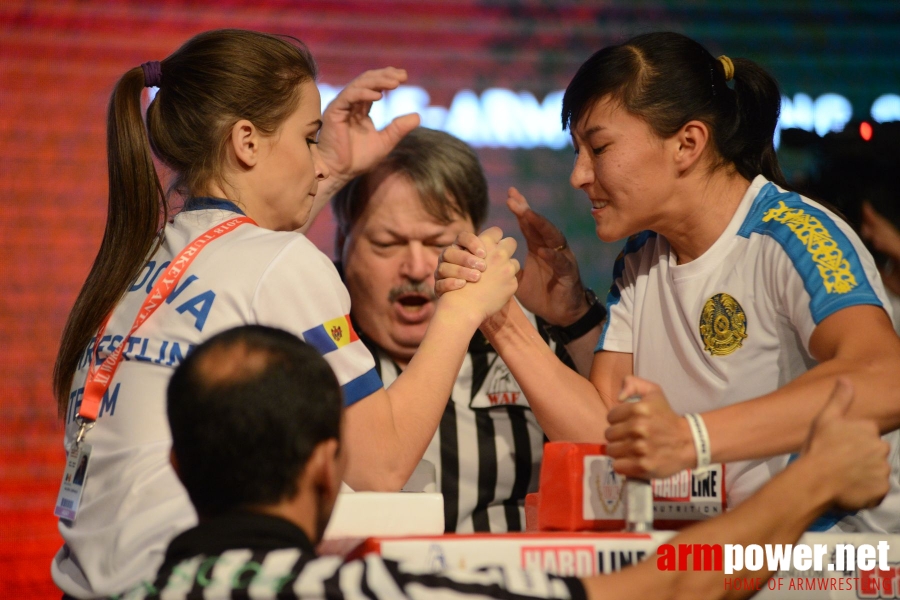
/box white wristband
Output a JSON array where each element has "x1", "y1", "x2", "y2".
[{"x1": 685, "y1": 413, "x2": 712, "y2": 468}]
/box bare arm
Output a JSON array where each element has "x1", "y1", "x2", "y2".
[
  {"x1": 437, "y1": 267, "x2": 609, "y2": 438},
  {"x1": 703, "y1": 305, "x2": 900, "y2": 462},
  {"x1": 564, "y1": 325, "x2": 603, "y2": 376},
  {"x1": 342, "y1": 307, "x2": 480, "y2": 490},
  {"x1": 435, "y1": 201, "x2": 633, "y2": 441},
  {"x1": 475, "y1": 303, "x2": 637, "y2": 442},
  {"x1": 584, "y1": 380, "x2": 890, "y2": 600},
  {"x1": 585, "y1": 455, "x2": 828, "y2": 600},
  {"x1": 342, "y1": 230, "x2": 519, "y2": 491},
  {"x1": 438, "y1": 189, "x2": 601, "y2": 376},
  {"x1": 608, "y1": 305, "x2": 900, "y2": 478},
  {"x1": 481, "y1": 301, "x2": 609, "y2": 439},
  {"x1": 505, "y1": 187, "x2": 601, "y2": 376}
]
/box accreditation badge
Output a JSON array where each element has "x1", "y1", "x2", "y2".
[{"x1": 54, "y1": 442, "x2": 92, "y2": 521}]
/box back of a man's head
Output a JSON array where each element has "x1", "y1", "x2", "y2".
[{"x1": 166, "y1": 325, "x2": 343, "y2": 517}]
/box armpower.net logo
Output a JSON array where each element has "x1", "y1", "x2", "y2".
[
  {"x1": 518, "y1": 542, "x2": 898, "y2": 596},
  {"x1": 657, "y1": 542, "x2": 896, "y2": 596}
]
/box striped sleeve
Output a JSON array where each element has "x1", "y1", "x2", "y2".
[
  {"x1": 738, "y1": 183, "x2": 888, "y2": 347},
  {"x1": 369, "y1": 556, "x2": 585, "y2": 600},
  {"x1": 252, "y1": 236, "x2": 383, "y2": 407},
  {"x1": 138, "y1": 551, "x2": 584, "y2": 600}
]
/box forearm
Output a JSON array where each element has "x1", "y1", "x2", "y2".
[
  {"x1": 563, "y1": 324, "x2": 602, "y2": 377},
  {"x1": 343, "y1": 305, "x2": 480, "y2": 491},
  {"x1": 483, "y1": 302, "x2": 610, "y2": 441},
  {"x1": 704, "y1": 352, "x2": 900, "y2": 464},
  {"x1": 387, "y1": 306, "x2": 482, "y2": 463},
  {"x1": 582, "y1": 453, "x2": 832, "y2": 600}
]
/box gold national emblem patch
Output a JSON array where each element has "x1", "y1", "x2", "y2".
[{"x1": 699, "y1": 293, "x2": 747, "y2": 356}]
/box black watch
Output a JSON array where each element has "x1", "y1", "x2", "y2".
[{"x1": 544, "y1": 288, "x2": 606, "y2": 345}]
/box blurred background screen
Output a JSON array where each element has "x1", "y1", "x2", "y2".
[{"x1": 1, "y1": 1, "x2": 898, "y2": 596}]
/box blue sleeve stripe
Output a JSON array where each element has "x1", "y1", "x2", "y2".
[
  {"x1": 737, "y1": 183, "x2": 882, "y2": 325},
  {"x1": 302, "y1": 325, "x2": 339, "y2": 355},
  {"x1": 596, "y1": 231, "x2": 656, "y2": 352},
  {"x1": 341, "y1": 367, "x2": 383, "y2": 407},
  {"x1": 596, "y1": 289, "x2": 620, "y2": 351}
]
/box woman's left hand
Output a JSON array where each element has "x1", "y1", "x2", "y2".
[
  {"x1": 317, "y1": 67, "x2": 421, "y2": 188},
  {"x1": 506, "y1": 187, "x2": 587, "y2": 327},
  {"x1": 436, "y1": 227, "x2": 520, "y2": 325},
  {"x1": 434, "y1": 188, "x2": 587, "y2": 327},
  {"x1": 604, "y1": 375, "x2": 697, "y2": 479}
]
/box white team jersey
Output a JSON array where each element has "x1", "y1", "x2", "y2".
[
  {"x1": 367, "y1": 307, "x2": 565, "y2": 533},
  {"x1": 53, "y1": 200, "x2": 382, "y2": 598},
  {"x1": 598, "y1": 175, "x2": 900, "y2": 532}
]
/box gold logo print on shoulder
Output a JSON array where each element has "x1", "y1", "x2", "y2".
[{"x1": 762, "y1": 201, "x2": 858, "y2": 294}]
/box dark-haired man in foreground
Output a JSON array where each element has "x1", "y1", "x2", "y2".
[{"x1": 121, "y1": 324, "x2": 888, "y2": 600}]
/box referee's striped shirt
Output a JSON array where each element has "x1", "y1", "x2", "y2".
[
  {"x1": 360, "y1": 308, "x2": 574, "y2": 533},
  {"x1": 118, "y1": 511, "x2": 585, "y2": 600}
]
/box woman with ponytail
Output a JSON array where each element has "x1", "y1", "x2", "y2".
[
  {"x1": 438, "y1": 32, "x2": 900, "y2": 532},
  {"x1": 52, "y1": 29, "x2": 520, "y2": 598}
]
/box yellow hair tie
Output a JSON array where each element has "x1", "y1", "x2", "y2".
[{"x1": 718, "y1": 55, "x2": 734, "y2": 82}]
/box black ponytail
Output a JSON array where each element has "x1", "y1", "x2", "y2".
[
  {"x1": 727, "y1": 58, "x2": 788, "y2": 188},
  {"x1": 562, "y1": 32, "x2": 788, "y2": 189}
]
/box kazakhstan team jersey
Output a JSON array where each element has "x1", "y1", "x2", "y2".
[
  {"x1": 598, "y1": 175, "x2": 900, "y2": 533},
  {"x1": 53, "y1": 199, "x2": 382, "y2": 598}
]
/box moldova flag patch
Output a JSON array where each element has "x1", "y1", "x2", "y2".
[{"x1": 302, "y1": 315, "x2": 360, "y2": 354}]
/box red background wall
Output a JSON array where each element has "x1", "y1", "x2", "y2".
[{"x1": 2, "y1": 1, "x2": 897, "y2": 596}]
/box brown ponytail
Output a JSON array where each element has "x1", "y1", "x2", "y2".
[
  {"x1": 53, "y1": 30, "x2": 317, "y2": 416},
  {"x1": 53, "y1": 68, "x2": 166, "y2": 416}
]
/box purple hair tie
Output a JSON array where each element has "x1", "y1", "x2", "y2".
[{"x1": 141, "y1": 61, "x2": 162, "y2": 88}]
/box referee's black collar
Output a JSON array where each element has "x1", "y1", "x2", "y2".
[
  {"x1": 164, "y1": 510, "x2": 317, "y2": 564},
  {"x1": 333, "y1": 260, "x2": 495, "y2": 356}
]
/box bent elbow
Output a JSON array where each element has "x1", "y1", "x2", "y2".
[{"x1": 342, "y1": 461, "x2": 409, "y2": 492}]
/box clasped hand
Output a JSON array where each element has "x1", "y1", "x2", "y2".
[
  {"x1": 435, "y1": 187, "x2": 589, "y2": 328},
  {"x1": 605, "y1": 375, "x2": 696, "y2": 479},
  {"x1": 607, "y1": 375, "x2": 889, "y2": 513},
  {"x1": 435, "y1": 227, "x2": 520, "y2": 325}
]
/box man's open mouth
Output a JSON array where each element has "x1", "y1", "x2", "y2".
[{"x1": 395, "y1": 293, "x2": 431, "y2": 312}]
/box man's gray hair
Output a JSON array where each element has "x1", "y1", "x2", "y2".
[{"x1": 333, "y1": 128, "x2": 489, "y2": 252}]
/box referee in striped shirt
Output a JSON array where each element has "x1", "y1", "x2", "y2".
[
  {"x1": 333, "y1": 128, "x2": 605, "y2": 533},
  {"x1": 119, "y1": 324, "x2": 889, "y2": 600}
]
